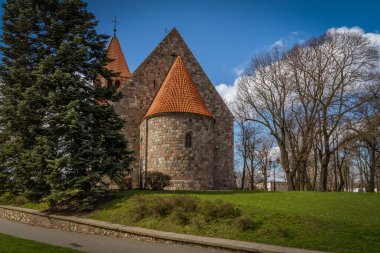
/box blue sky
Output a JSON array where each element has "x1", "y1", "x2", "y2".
[
  {"x1": 86, "y1": 0, "x2": 380, "y2": 90},
  {"x1": 0, "y1": 1, "x2": 378, "y2": 100}
]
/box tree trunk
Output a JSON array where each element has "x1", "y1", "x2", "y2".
[
  {"x1": 368, "y1": 148, "x2": 376, "y2": 192},
  {"x1": 333, "y1": 150, "x2": 338, "y2": 192},
  {"x1": 241, "y1": 159, "x2": 247, "y2": 190},
  {"x1": 319, "y1": 158, "x2": 330, "y2": 192},
  {"x1": 250, "y1": 158, "x2": 255, "y2": 190},
  {"x1": 319, "y1": 132, "x2": 330, "y2": 192}
]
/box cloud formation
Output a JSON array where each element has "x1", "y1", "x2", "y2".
[
  {"x1": 215, "y1": 79, "x2": 240, "y2": 104},
  {"x1": 272, "y1": 39, "x2": 284, "y2": 48},
  {"x1": 329, "y1": 26, "x2": 380, "y2": 68},
  {"x1": 271, "y1": 31, "x2": 301, "y2": 49},
  {"x1": 329, "y1": 26, "x2": 380, "y2": 47},
  {"x1": 215, "y1": 26, "x2": 380, "y2": 105},
  {"x1": 232, "y1": 61, "x2": 249, "y2": 77}
]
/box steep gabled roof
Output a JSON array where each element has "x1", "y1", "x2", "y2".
[
  {"x1": 129, "y1": 28, "x2": 233, "y2": 120},
  {"x1": 142, "y1": 56, "x2": 214, "y2": 120},
  {"x1": 106, "y1": 36, "x2": 130, "y2": 78}
]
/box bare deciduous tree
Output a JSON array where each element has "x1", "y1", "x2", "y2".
[{"x1": 234, "y1": 29, "x2": 379, "y2": 191}]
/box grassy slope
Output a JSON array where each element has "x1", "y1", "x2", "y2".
[
  {"x1": 0, "y1": 233, "x2": 81, "y2": 253},
  {"x1": 86, "y1": 191, "x2": 380, "y2": 253},
  {"x1": 3, "y1": 191, "x2": 378, "y2": 252}
]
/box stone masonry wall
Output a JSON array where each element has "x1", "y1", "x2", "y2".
[
  {"x1": 0, "y1": 206, "x2": 156, "y2": 241},
  {"x1": 113, "y1": 29, "x2": 235, "y2": 189},
  {"x1": 140, "y1": 113, "x2": 214, "y2": 190}
]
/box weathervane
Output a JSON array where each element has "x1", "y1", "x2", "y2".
[{"x1": 112, "y1": 15, "x2": 118, "y2": 35}]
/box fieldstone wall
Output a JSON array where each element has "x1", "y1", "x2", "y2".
[
  {"x1": 113, "y1": 29, "x2": 235, "y2": 189},
  {"x1": 0, "y1": 206, "x2": 155, "y2": 241},
  {"x1": 140, "y1": 113, "x2": 214, "y2": 190}
]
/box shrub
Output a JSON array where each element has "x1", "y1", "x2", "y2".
[
  {"x1": 234, "y1": 216, "x2": 256, "y2": 231},
  {"x1": 13, "y1": 196, "x2": 27, "y2": 206},
  {"x1": 191, "y1": 216, "x2": 206, "y2": 229},
  {"x1": 131, "y1": 204, "x2": 148, "y2": 221},
  {"x1": 169, "y1": 195, "x2": 199, "y2": 212},
  {"x1": 150, "y1": 200, "x2": 172, "y2": 217},
  {"x1": 202, "y1": 199, "x2": 242, "y2": 221},
  {"x1": 172, "y1": 210, "x2": 191, "y2": 225},
  {"x1": 128, "y1": 195, "x2": 150, "y2": 221},
  {"x1": 127, "y1": 195, "x2": 243, "y2": 227},
  {"x1": 145, "y1": 172, "x2": 171, "y2": 190},
  {"x1": 0, "y1": 192, "x2": 15, "y2": 205}
]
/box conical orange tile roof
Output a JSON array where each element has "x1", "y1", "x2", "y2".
[
  {"x1": 106, "y1": 36, "x2": 130, "y2": 78},
  {"x1": 143, "y1": 56, "x2": 213, "y2": 120}
]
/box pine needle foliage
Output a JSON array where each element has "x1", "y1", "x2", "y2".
[{"x1": 0, "y1": 0, "x2": 133, "y2": 210}]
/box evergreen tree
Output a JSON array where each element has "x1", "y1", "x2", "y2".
[
  {"x1": 0, "y1": 0, "x2": 133, "y2": 209},
  {"x1": 0, "y1": 0, "x2": 52, "y2": 200}
]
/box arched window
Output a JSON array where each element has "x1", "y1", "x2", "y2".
[
  {"x1": 185, "y1": 133, "x2": 192, "y2": 148},
  {"x1": 115, "y1": 80, "x2": 120, "y2": 89}
]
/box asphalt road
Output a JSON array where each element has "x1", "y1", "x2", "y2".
[{"x1": 0, "y1": 218, "x2": 231, "y2": 253}]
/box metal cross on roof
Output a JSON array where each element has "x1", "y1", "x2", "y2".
[
  {"x1": 113, "y1": 15, "x2": 119, "y2": 35},
  {"x1": 164, "y1": 27, "x2": 169, "y2": 35}
]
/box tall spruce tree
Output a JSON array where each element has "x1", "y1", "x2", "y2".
[
  {"x1": 0, "y1": 0, "x2": 52, "y2": 200},
  {"x1": 0, "y1": 0, "x2": 133, "y2": 209}
]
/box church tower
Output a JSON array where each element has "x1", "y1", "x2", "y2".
[
  {"x1": 140, "y1": 56, "x2": 215, "y2": 190},
  {"x1": 100, "y1": 35, "x2": 131, "y2": 89}
]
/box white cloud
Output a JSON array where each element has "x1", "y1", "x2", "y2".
[
  {"x1": 232, "y1": 61, "x2": 249, "y2": 77},
  {"x1": 329, "y1": 26, "x2": 364, "y2": 34},
  {"x1": 232, "y1": 66, "x2": 245, "y2": 77},
  {"x1": 215, "y1": 77, "x2": 241, "y2": 105},
  {"x1": 328, "y1": 26, "x2": 380, "y2": 67},
  {"x1": 271, "y1": 31, "x2": 301, "y2": 49},
  {"x1": 328, "y1": 26, "x2": 380, "y2": 47},
  {"x1": 215, "y1": 83, "x2": 236, "y2": 104},
  {"x1": 216, "y1": 26, "x2": 380, "y2": 106},
  {"x1": 272, "y1": 39, "x2": 284, "y2": 48}
]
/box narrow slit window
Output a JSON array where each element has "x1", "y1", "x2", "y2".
[{"x1": 185, "y1": 133, "x2": 192, "y2": 148}]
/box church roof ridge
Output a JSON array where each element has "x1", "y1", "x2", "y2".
[
  {"x1": 142, "y1": 56, "x2": 214, "y2": 120},
  {"x1": 106, "y1": 35, "x2": 131, "y2": 78},
  {"x1": 131, "y1": 28, "x2": 180, "y2": 77}
]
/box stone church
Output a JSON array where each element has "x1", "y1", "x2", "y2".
[{"x1": 99, "y1": 28, "x2": 235, "y2": 190}]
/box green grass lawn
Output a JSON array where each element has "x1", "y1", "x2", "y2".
[
  {"x1": 2, "y1": 191, "x2": 380, "y2": 253},
  {"x1": 86, "y1": 191, "x2": 380, "y2": 253},
  {"x1": 0, "y1": 233, "x2": 81, "y2": 253}
]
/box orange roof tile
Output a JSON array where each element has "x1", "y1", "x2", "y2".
[
  {"x1": 143, "y1": 56, "x2": 213, "y2": 120},
  {"x1": 106, "y1": 36, "x2": 130, "y2": 78}
]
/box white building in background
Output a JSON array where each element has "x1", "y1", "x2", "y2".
[
  {"x1": 267, "y1": 181, "x2": 288, "y2": 191},
  {"x1": 254, "y1": 181, "x2": 288, "y2": 191}
]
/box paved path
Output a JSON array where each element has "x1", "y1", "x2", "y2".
[{"x1": 0, "y1": 218, "x2": 231, "y2": 253}]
